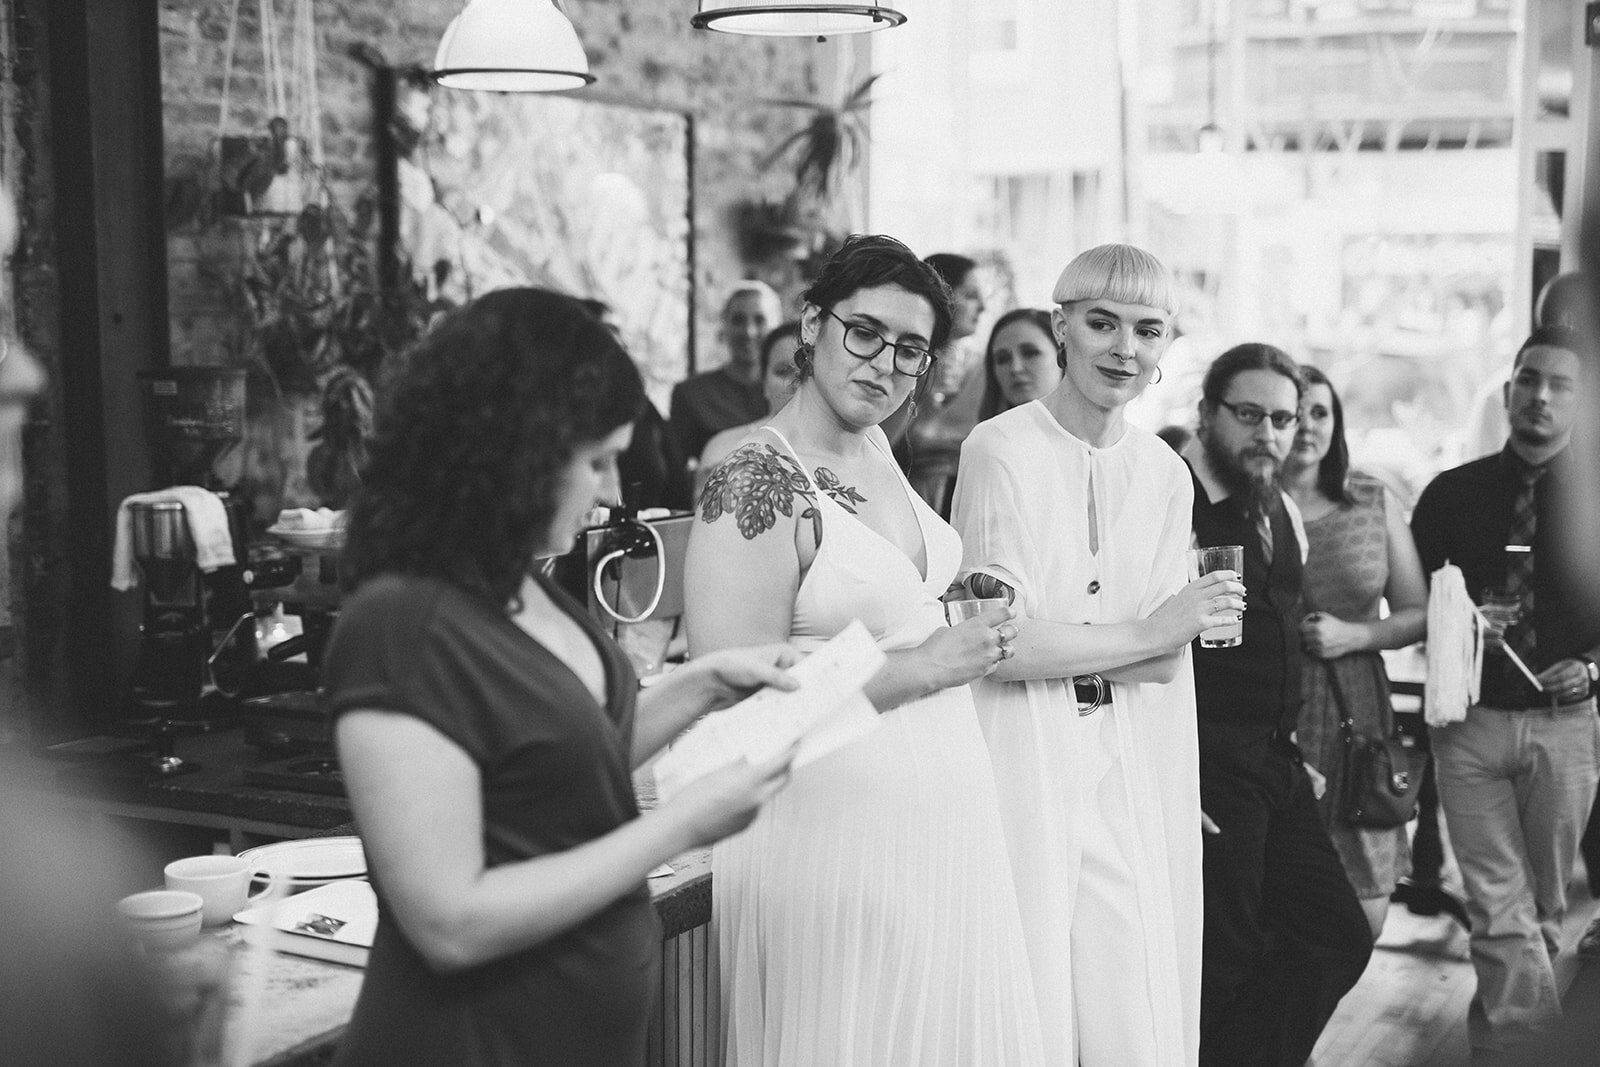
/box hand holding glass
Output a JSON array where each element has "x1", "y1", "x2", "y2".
[
  {"x1": 1478, "y1": 591, "x2": 1521, "y2": 653},
  {"x1": 945, "y1": 596, "x2": 1010, "y2": 627},
  {"x1": 1187, "y1": 546, "x2": 1245, "y2": 648}
]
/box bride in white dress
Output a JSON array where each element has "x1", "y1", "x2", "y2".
[
  {"x1": 950, "y1": 244, "x2": 1245, "y2": 1065},
  {"x1": 685, "y1": 235, "x2": 1046, "y2": 1066}
]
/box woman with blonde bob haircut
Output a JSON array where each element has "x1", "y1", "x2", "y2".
[{"x1": 952, "y1": 244, "x2": 1243, "y2": 1065}]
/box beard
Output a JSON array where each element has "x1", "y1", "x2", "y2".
[{"x1": 1202, "y1": 427, "x2": 1283, "y2": 517}]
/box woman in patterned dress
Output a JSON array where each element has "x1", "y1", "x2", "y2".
[{"x1": 1283, "y1": 365, "x2": 1429, "y2": 940}]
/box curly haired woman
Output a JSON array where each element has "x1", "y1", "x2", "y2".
[{"x1": 325, "y1": 288, "x2": 797, "y2": 1066}]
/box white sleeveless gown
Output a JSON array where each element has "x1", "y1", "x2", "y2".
[{"x1": 714, "y1": 426, "x2": 1045, "y2": 1066}]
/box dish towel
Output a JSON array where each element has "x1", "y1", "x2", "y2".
[
  {"x1": 111, "y1": 486, "x2": 237, "y2": 591},
  {"x1": 1424, "y1": 563, "x2": 1483, "y2": 726}
]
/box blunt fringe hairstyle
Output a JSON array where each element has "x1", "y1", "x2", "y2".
[
  {"x1": 1052, "y1": 243, "x2": 1178, "y2": 315},
  {"x1": 1200, "y1": 341, "x2": 1304, "y2": 411},
  {"x1": 800, "y1": 234, "x2": 956, "y2": 359},
  {"x1": 1300, "y1": 364, "x2": 1356, "y2": 505},
  {"x1": 979, "y1": 307, "x2": 1055, "y2": 422},
  {"x1": 342, "y1": 287, "x2": 645, "y2": 608}
]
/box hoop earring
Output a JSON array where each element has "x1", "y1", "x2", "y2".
[{"x1": 1151, "y1": 365, "x2": 1163, "y2": 385}]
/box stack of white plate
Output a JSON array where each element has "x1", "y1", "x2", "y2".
[
  {"x1": 264, "y1": 524, "x2": 345, "y2": 551},
  {"x1": 238, "y1": 836, "x2": 366, "y2": 893}
]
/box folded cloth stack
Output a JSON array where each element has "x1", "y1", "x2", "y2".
[
  {"x1": 1424, "y1": 563, "x2": 1483, "y2": 726},
  {"x1": 110, "y1": 486, "x2": 236, "y2": 592}
]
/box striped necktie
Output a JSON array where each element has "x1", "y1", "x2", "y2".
[{"x1": 1503, "y1": 462, "x2": 1545, "y2": 674}]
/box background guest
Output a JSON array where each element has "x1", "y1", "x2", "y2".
[
  {"x1": 1181, "y1": 342, "x2": 1372, "y2": 1066},
  {"x1": 1282, "y1": 365, "x2": 1428, "y2": 941},
  {"x1": 976, "y1": 307, "x2": 1060, "y2": 422},
  {"x1": 686, "y1": 234, "x2": 1045, "y2": 1064},
  {"x1": 669, "y1": 281, "x2": 783, "y2": 464},
  {"x1": 1410, "y1": 326, "x2": 1600, "y2": 1054},
  {"x1": 694, "y1": 321, "x2": 801, "y2": 499},
  {"x1": 328, "y1": 288, "x2": 796, "y2": 1065},
  {"x1": 578, "y1": 297, "x2": 693, "y2": 512},
  {"x1": 895, "y1": 252, "x2": 987, "y2": 517}
]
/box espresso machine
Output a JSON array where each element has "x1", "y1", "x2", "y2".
[
  {"x1": 236, "y1": 536, "x2": 346, "y2": 794},
  {"x1": 121, "y1": 368, "x2": 251, "y2": 757}
]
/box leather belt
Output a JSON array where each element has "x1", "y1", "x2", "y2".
[{"x1": 1074, "y1": 674, "x2": 1109, "y2": 717}]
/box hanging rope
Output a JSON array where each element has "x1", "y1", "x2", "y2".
[{"x1": 214, "y1": 0, "x2": 322, "y2": 163}]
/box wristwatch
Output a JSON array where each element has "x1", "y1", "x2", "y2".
[{"x1": 1584, "y1": 657, "x2": 1600, "y2": 688}]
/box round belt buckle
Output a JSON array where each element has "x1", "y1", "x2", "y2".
[{"x1": 1074, "y1": 673, "x2": 1108, "y2": 717}]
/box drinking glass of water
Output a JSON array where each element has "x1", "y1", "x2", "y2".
[{"x1": 1187, "y1": 545, "x2": 1244, "y2": 648}]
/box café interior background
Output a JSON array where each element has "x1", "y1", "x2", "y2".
[{"x1": 0, "y1": 0, "x2": 1591, "y2": 739}]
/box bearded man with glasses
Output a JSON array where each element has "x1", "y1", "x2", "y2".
[{"x1": 1179, "y1": 343, "x2": 1372, "y2": 1066}]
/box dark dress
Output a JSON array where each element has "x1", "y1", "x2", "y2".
[
  {"x1": 1297, "y1": 477, "x2": 1411, "y2": 898},
  {"x1": 324, "y1": 572, "x2": 658, "y2": 1066}
]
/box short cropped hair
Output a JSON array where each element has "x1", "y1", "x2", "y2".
[
  {"x1": 1514, "y1": 325, "x2": 1584, "y2": 368},
  {"x1": 1052, "y1": 244, "x2": 1178, "y2": 315},
  {"x1": 800, "y1": 234, "x2": 955, "y2": 358},
  {"x1": 1200, "y1": 342, "x2": 1303, "y2": 409},
  {"x1": 723, "y1": 280, "x2": 783, "y2": 325}
]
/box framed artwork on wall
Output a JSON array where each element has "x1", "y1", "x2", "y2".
[{"x1": 399, "y1": 85, "x2": 695, "y2": 407}]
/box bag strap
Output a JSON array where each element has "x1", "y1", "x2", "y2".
[{"x1": 1325, "y1": 661, "x2": 1357, "y2": 747}]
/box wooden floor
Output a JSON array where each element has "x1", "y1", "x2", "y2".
[{"x1": 1310, "y1": 880, "x2": 1600, "y2": 1066}]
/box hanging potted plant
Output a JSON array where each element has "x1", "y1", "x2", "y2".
[
  {"x1": 230, "y1": 189, "x2": 437, "y2": 512},
  {"x1": 737, "y1": 73, "x2": 880, "y2": 274}
]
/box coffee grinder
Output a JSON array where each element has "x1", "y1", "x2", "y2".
[{"x1": 126, "y1": 368, "x2": 251, "y2": 728}]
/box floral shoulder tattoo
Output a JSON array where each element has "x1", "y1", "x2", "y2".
[
  {"x1": 700, "y1": 443, "x2": 823, "y2": 545},
  {"x1": 813, "y1": 467, "x2": 867, "y2": 513}
]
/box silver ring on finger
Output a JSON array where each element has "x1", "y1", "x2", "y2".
[{"x1": 998, "y1": 644, "x2": 1014, "y2": 661}]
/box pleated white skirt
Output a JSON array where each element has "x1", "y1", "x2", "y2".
[{"x1": 714, "y1": 685, "x2": 1046, "y2": 1066}]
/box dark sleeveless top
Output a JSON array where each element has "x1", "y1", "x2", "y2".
[
  {"x1": 324, "y1": 572, "x2": 658, "y2": 1066},
  {"x1": 1188, "y1": 469, "x2": 1304, "y2": 757}
]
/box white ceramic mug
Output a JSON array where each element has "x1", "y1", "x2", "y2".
[
  {"x1": 164, "y1": 854, "x2": 265, "y2": 927},
  {"x1": 116, "y1": 889, "x2": 204, "y2": 951}
]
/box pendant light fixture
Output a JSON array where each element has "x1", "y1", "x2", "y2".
[
  {"x1": 690, "y1": 1, "x2": 906, "y2": 37},
  {"x1": 432, "y1": 0, "x2": 596, "y2": 92}
]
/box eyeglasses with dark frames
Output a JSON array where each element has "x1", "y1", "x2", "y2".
[
  {"x1": 821, "y1": 308, "x2": 935, "y2": 378},
  {"x1": 1217, "y1": 399, "x2": 1299, "y2": 430}
]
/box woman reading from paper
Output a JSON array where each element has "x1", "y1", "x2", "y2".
[
  {"x1": 685, "y1": 234, "x2": 1045, "y2": 1065},
  {"x1": 326, "y1": 289, "x2": 797, "y2": 1067},
  {"x1": 951, "y1": 244, "x2": 1244, "y2": 1066}
]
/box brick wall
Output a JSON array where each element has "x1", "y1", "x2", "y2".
[
  {"x1": 159, "y1": 0, "x2": 844, "y2": 372},
  {"x1": 1, "y1": 0, "x2": 70, "y2": 742},
  {"x1": 1, "y1": 0, "x2": 862, "y2": 738}
]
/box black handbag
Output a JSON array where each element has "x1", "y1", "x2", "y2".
[{"x1": 1328, "y1": 664, "x2": 1428, "y2": 830}]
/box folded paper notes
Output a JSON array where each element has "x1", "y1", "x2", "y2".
[{"x1": 652, "y1": 620, "x2": 885, "y2": 804}]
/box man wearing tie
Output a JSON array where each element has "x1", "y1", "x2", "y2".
[
  {"x1": 1181, "y1": 343, "x2": 1371, "y2": 1066},
  {"x1": 1411, "y1": 325, "x2": 1600, "y2": 1053}
]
